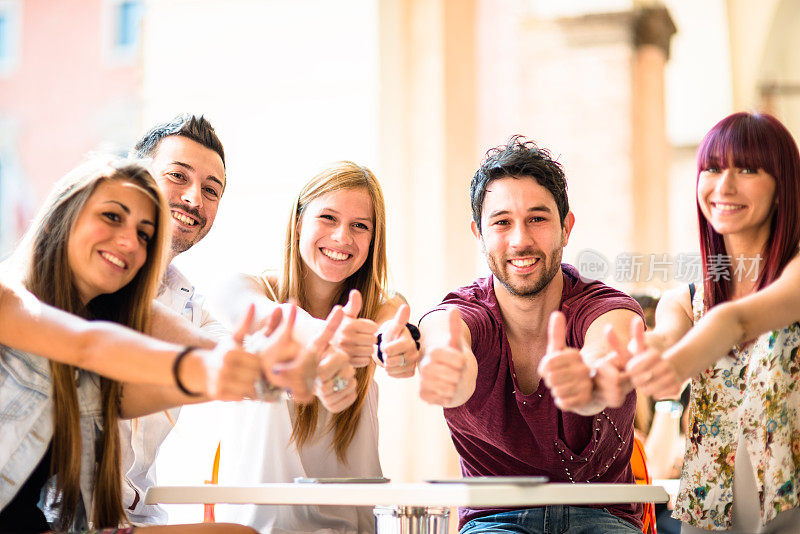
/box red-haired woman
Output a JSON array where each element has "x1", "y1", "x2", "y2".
[{"x1": 626, "y1": 112, "x2": 800, "y2": 532}]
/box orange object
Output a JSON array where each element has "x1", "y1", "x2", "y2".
[
  {"x1": 630, "y1": 436, "x2": 657, "y2": 533},
  {"x1": 203, "y1": 442, "x2": 221, "y2": 523}
]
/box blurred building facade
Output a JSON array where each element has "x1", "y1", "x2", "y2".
[{"x1": 2, "y1": 0, "x2": 800, "y2": 515}]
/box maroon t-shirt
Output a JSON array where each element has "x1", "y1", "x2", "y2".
[{"x1": 424, "y1": 264, "x2": 644, "y2": 529}]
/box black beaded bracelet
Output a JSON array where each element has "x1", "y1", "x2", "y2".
[
  {"x1": 173, "y1": 346, "x2": 202, "y2": 397},
  {"x1": 376, "y1": 323, "x2": 421, "y2": 363}
]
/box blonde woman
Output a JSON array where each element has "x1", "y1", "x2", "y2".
[
  {"x1": 215, "y1": 162, "x2": 420, "y2": 533},
  {"x1": 0, "y1": 157, "x2": 283, "y2": 533}
]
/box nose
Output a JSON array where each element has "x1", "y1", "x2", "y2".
[
  {"x1": 716, "y1": 169, "x2": 736, "y2": 194},
  {"x1": 509, "y1": 222, "x2": 532, "y2": 249},
  {"x1": 180, "y1": 181, "x2": 203, "y2": 208},
  {"x1": 115, "y1": 225, "x2": 140, "y2": 252},
  {"x1": 331, "y1": 223, "x2": 352, "y2": 244}
]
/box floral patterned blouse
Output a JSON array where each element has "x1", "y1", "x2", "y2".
[{"x1": 673, "y1": 284, "x2": 800, "y2": 530}]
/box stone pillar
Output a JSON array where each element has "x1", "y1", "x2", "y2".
[
  {"x1": 631, "y1": 6, "x2": 676, "y2": 288},
  {"x1": 377, "y1": 0, "x2": 477, "y2": 483}
]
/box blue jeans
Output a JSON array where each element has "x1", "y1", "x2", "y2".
[{"x1": 460, "y1": 506, "x2": 641, "y2": 534}]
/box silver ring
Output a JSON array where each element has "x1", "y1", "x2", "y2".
[
  {"x1": 332, "y1": 375, "x2": 348, "y2": 393},
  {"x1": 400, "y1": 354, "x2": 406, "y2": 367}
]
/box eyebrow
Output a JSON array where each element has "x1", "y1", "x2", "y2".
[
  {"x1": 487, "y1": 205, "x2": 553, "y2": 219},
  {"x1": 101, "y1": 200, "x2": 155, "y2": 227},
  {"x1": 169, "y1": 161, "x2": 226, "y2": 190},
  {"x1": 320, "y1": 207, "x2": 373, "y2": 223}
]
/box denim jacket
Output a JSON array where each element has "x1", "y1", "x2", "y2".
[{"x1": 0, "y1": 344, "x2": 103, "y2": 529}]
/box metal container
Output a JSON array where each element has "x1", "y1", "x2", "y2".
[{"x1": 373, "y1": 506, "x2": 450, "y2": 534}]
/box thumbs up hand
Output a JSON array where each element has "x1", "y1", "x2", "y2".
[
  {"x1": 419, "y1": 308, "x2": 474, "y2": 406},
  {"x1": 537, "y1": 312, "x2": 593, "y2": 412},
  {"x1": 204, "y1": 304, "x2": 263, "y2": 400},
  {"x1": 589, "y1": 321, "x2": 637, "y2": 409},
  {"x1": 377, "y1": 304, "x2": 420, "y2": 378},
  {"x1": 333, "y1": 290, "x2": 378, "y2": 368},
  {"x1": 625, "y1": 318, "x2": 684, "y2": 399}
]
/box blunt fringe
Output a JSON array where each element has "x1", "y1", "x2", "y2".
[
  {"x1": 471, "y1": 135, "x2": 569, "y2": 233},
  {"x1": 696, "y1": 112, "x2": 800, "y2": 309}
]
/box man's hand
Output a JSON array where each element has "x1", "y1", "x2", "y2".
[
  {"x1": 333, "y1": 290, "x2": 378, "y2": 368},
  {"x1": 626, "y1": 317, "x2": 684, "y2": 399},
  {"x1": 250, "y1": 303, "x2": 316, "y2": 403},
  {"x1": 538, "y1": 311, "x2": 593, "y2": 411},
  {"x1": 377, "y1": 304, "x2": 420, "y2": 378},
  {"x1": 419, "y1": 308, "x2": 470, "y2": 406}
]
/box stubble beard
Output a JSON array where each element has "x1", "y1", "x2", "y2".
[{"x1": 489, "y1": 247, "x2": 563, "y2": 298}]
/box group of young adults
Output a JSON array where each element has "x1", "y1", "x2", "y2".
[{"x1": 0, "y1": 110, "x2": 798, "y2": 534}]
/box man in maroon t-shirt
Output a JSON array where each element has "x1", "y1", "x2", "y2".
[{"x1": 418, "y1": 136, "x2": 645, "y2": 533}]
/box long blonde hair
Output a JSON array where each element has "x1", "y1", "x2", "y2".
[
  {"x1": 16, "y1": 157, "x2": 168, "y2": 528},
  {"x1": 277, "y1": 161, "x2": 387, "y2": 462}
]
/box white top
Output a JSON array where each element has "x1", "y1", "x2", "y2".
[
  {"x1": 214, "y1": 383, "x2": 382, "y2": 534},
  {"x1": 120, "y1": 264, "x2": 228, "y2": 524}
]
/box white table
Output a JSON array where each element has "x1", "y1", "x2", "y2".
[
  {"x1": 145, "y1": 482, "x2": 668, "y2": 508},
  {"x1": 147, "y1": 482, "x2": 668, "y2": 532}
]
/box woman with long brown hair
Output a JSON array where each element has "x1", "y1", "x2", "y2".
[
  {"x1": 0, "y1": 157, "x2": 266, "y2": 533},
  {"x1": 215, "y1": 161, "x2": 420, "y2": 533}
]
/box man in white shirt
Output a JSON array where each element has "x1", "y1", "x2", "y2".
[{"x1": 120, "y1": 114, "x2": 239, "y2": 523}]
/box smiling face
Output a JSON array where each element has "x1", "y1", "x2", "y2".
[
  {"x1": 298, "y1": 187, "x2": 374, "y2": 287},
  {"x1": 697, "y1": 164, "x2": 776, "y2": 244},
  {"x1": 473, "y1": 176, "x2": 573, "y2": 298},
  {"x1": 67, "y1": 179, "x2": 156, "y2": 303},
  {"x1": 149, "y1": 135, "x2": 225, "y2": 259}
]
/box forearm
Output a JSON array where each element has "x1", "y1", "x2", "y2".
[
  {"x1": 120, "y1": 382, "x2": 207, "y2": 418},
  {"x1": 666, "y1": 304, "x2": 744, "y2": 380}
]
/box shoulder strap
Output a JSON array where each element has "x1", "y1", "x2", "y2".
[{"x1": 259, "y1": 272, "x2": 279, "y2": 302}]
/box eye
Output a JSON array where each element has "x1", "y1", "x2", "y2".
[
  {"x1": 739, "y1": 167, "x2": 757, "y2": 174},
  {"x1": 320, "y1": 214, "x2": 336, "y2": 222},
  {"x1": 137, "y1": 230, "x2": 152, "y2": 244},
  {"x1": 703, "y1": 166, "x2": 721, "y2": 174},
  {"x1": 529, "y1": 216, "x2": 546, "y2": 223},
  {"x1": 167, "y1": 171, "x2": 186, "y2": 182},
  {"x1": 353, "y1": 222, "x2": 371, "y2": 231},
  {"x1": 203, "y1": 186, "x2": 220, "y2": 199},
  {"x1": 492, "y1": 219, "x2": 510, "y2": 226},
  {"x1": 103, "y1": 211, "x2": 121, "y2": 223}
]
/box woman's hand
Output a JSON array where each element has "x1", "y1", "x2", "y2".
[
  {"x1": 377, "y1": 304, "x2": 420, "y2": 378},
  {"x1": 626, "y1": 317, "x2": 685, "y2": 399},
  {"x1": 314, "y1": 346, "x2": 358, "y2": 413},
  {"x1": 333, "y1": 289, "x2": 378, "y2": 367}
]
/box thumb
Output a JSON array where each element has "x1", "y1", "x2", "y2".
[
  {"x1": 604, "y1": 324, "x2": 630, "y2": 364},
  {"x1": 630, "y1": 317, "x2": 646, "y2": 355},
  {"x1": 279, "y1": 304, "x2": 298, "y2": 340},
  {"x1": 547, "y1": 311, "x2": 566, "y2": 353},
  {"x1": 447, "y1": 308, "x2": 463, "y2": 351},
  {"x1": 342, "y1": 289, "x2": 362, "y2": 318},
  {"x1": 387, "y1": 304, "x2": 411, "y2": 341},
  {"x1": 233, "y1": 303, "x2": 256, "y2": 345}
]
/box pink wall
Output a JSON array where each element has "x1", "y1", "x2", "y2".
[{"x1": 0, "y1": 0, "x2": 141, "y2": 201}]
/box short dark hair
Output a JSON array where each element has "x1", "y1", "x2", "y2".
[
  {"x1": 470, "y1": 135, "x2": 569, "y2": 233},
  {"x1": 133, "y1": 113, "x2": 225, "y2": 169}
]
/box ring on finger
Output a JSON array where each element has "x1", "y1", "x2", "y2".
[
  {"x1": 332, "y1": 375, "x2": 348, "y2": 393},
  {"x1": 400, "y1": 353, "x2": 406, "y2": 367}
]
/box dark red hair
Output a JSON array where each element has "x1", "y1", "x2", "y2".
[{"x1": 696, "y1": 112, "x2": 800, "y2": 309}]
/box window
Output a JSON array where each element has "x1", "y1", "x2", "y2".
[
  {"x1": 104, "y1": 0, "x2": 142, "y2": 61},
  {"x1": 0, "y1": 0, "x2": 20, "y2": 76}
]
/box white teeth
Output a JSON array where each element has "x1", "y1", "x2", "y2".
[
  {"x1": 321, "y1": 248, "x2": 349, "y2": 261},
  {"x1": 712, "y1": 203, "x2": 744, "y2": 212},
  {"x1": 172, "y1": 211, "x2": 197, "y2": 226},
  {"x1": 510, "y1": 258, "x2": 538, "y2": 268},
  {"x1": 100, "y1": 252, "x2": 126, "y2": 269}
]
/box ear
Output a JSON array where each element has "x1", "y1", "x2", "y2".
[
  {"x1": 470, "y1": 219, "x2": 480, "y2": 240},
  {"x1": 561, "y1": 212, "x2": 575, "y2": 247}
]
